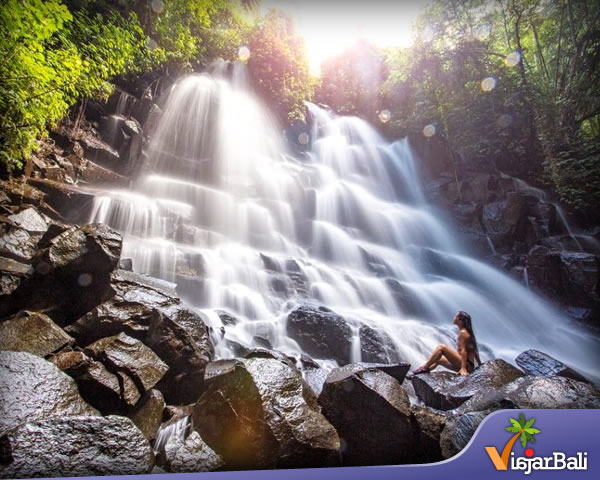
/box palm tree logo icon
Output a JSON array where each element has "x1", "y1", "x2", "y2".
[{"x1": 485, "y1": 413, "x2": 541, "y2": 470}]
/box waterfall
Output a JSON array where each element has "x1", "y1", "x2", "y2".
[{"x1": 88, "y1": 67, "x2": 599, "y2": 381}]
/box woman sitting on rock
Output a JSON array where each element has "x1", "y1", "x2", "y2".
[{"x1": 412, "y1": 311, "x2": 481, "y2": 376}]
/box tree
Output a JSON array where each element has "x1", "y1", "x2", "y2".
[
  {"x1": 316, "y1": 40, "x2": 389, "y2": 123},
  {"x1": 246, "y1": 10, "x2": 314, "y2": 124}
]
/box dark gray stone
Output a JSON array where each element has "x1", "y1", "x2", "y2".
[
  {"x1": 411, "y1": 359, "x2": 524, "y2": 410},
  {"x1": 0, "y1": 351, "x2": 98, "y2": 435},
  {"x1": 287, "y1": 305, "x2": 353, "y2": 364},
  {"x1": 515, "y1": 349, "x2": 589, "y2": 383},
  {"x1": 193, "y1": 357, "x2": 340, "y2": 469},
  {"x1": 0, "y1": 416, "x2": 153, "y2": 478},
  {"x1": 0, "y1": 310, "x2": 74, "y2": 357},
  {"x1": 318, "y1": 363, "x2": 415, "y2": 465}
]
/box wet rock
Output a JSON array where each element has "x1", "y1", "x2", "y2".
[
  {"x1": 119, "y1": 257, "x2": 133, "y2": 271},
  {"x1": 130, "y1": 389, "x2": 165, "y2": 441},
  {"x1": 318, "y1": 363, "x2": 415, "y2": 465},
  {"x1": 287, "y1": 305, "x2": 353, "y2": 364},
  {"x1": 45, "y1": 222, "x2": 121, "y2": 274},
  {"x1": 79, "y1": 133, "x2": 121, "y2": 168},
  {"x1": 440, "y1": 409, "x2": 491, "y2": 459},
  {"x1": 8, "y1": 208, "x2": 48, "y2": 233},
  {"x1": 0, "y1": 220, "x2": 40, "y2": 262},
  {"x1": 78, "y1": 158, "x2": 130, "y2": 187},
  {"x1": 359, "y1": 324, "x2": 401, "y2": 363},
  {"x1": 559, "y1": 252, "x2": 599, "y2": 304},
  {"x1": 411, "y1": 359, "x2": 524, "y2": 410},
  {"x1": 67, "y1": 270, "x2": 213, "y2": 404},
  {"x1": 1, "y1": 223, "x2": 122, "y2": 321},
  {"x1": 193, "y1": 357, "x2": 340, "y2": 469},
  {"x1": 0, "y1": 351, "x2": 98, "y2": 435},
  {"x1": 0, "y1": 310, "x2": 74, "y2": 357},
  {"x1": 481, "y1": 193, "x2": 535, "y2": 249},
  {"x1": 515, "y1": 349, "x2": 589, "y2": 383},
  {"x1": 0, "y1": 256, "x2": 31, "y2": 297},
  {"x1": 411, "y1": 405, "x2": 447, "y2": 463},
  {"x1": 0, "y1": 415, "x2": 154, "y2": 478},
  {"x1": 26, "y1": 178, "x2": 95, "y2": 221},
  {"x1": 163, "y1": 431, "x2": 224, "y2": 473},
  {"x1": 504, "y1": 375, "x2": 600, "y2": 408},
  {"x1": 49, "y1": 350, "x2": 135, "y2": 412},
  {"x1": 85, "y1": 332, "x2": 168, "y2": 394},
  {"x1": 526, "y1": 245, "x2": 563, "y2": 296},
  {"x1": 303, "y1": 367, "x2": 329, "y2": 396}
]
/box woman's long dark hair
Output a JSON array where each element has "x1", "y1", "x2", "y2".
[{"x1": 457, "y1": 311, "x2": 481, "y2": 365}]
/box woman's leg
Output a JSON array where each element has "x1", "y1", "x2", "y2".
[{"x1": 418, "y1": 344, "x2": 462, "y2": 372}]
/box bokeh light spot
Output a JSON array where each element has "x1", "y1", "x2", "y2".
[
  {"x1": 378, "y1": 109, "x2": 391, "y2": 123},
  {"x1": 423, "y1": 124, "x2": 436, "y2": 137},
  {"x1": 497, "y1": 114, "x2": 513, "y2": 128},
  {"x1": 78, "y1": 273, "x2": 93, "y2": 287},
  {"x1": 505, "y1": 51, "x2": 521, "y2": 67},
  {"x1": 151, "y1": 0, "x2": 164, "y2": 14},
  {"x1": 474, "y1": 24, "x2": 491, "y2": 41},
  {"x1": 36, "y1": 261, "x2": 51, "y2": 275},
  {"x1": 481, "y1": 77, "x2": 497, "y2": 92},
  {"x1": 298, "y1": 132, "x2": 310, "y2": 145},
  {"x1": 238, "y1": 45, "x2": 251, "y2": 62}
]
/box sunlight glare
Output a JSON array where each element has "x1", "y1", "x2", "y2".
[
  {"x1": 260, "y1": 1, "x2": 425, "y2": 75},
  {"x1": 238, "y1": 45, "x2": 251, "y2": 62}
]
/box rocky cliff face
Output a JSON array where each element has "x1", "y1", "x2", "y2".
[{"x1": 415, "y1": 137, "x2": 600, "y2": 331}]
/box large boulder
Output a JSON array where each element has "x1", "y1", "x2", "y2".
[
  {"x1": 66, "y1": 270, "x2": 214, "y2": 404},
  {"x1": 0, "y1": 310, "x2": 74, "y2": 357},
  {"x1": 1, "y1": 223, "x2": 122, "y2": 321},
  {"x1": 515, "y1": 349, "x2": 589, "y2": 383},
  {"x1": 286, "y1": 305, "x2": 353, "y2": 364},
  {"x1": 26, "y1": 178, "x2": 96, "y2": 222},
  {"x1": 0, "y1": 351, "x2": 98, "y2": 435},
  {"x1": 440, "y1": 409, "x2": 492, "y2": 459},
  {"x1": 85, "y1": 332, "x2": 168, "y2": 395},
  {"x1": 192, "y1": 357, "x2": 340, "y2": 469},
  {"x1": 411, "y1": 406, "x2": 447, "y2": 463},
  {"x1": 318, "y1": 363, "x2": 415, "y2": 465},
  {"x1": 0, "y1": 256, "x2": 31, "y2": 298},
  {"x1": 130, "y1": 389, "x2": 166, "y2": 441},
  {"x1": 526, "y1": 245, "x2": 563, "y2": 297},
  {"x1": 0, "y1": 220, "x2": 41, "y2": 263},
  {"x1": 0, "y1": 416, "x2": 153, "y2": 478},
  {"x1": 49, "y1": 350, "x2": 137, "y2": 413},
  {"x1": 411, "y1": 359, "x2": 524, "y2": 410},
  {"x1": 455, "y1": 375, "x2": 600, "y2": 413},
  {"x1": 358, "y1": 324, "x2": 401, "y2": 363},
  {"x1": 163, "y1": 431, "x2": 224, "y2": 473},
  {"x1": 559, "y1": 252, "x2": 599, "y2": 304}
]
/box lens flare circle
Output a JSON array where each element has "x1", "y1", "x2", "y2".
[
  {"x1": 505, "y1": 51, "x2": 521, "y2": 67},
  {"x1": 423, "y1": 124, "x2": 436, "y2": 137},
  {"x1": 238, "y1": 45, "x2": 251, "y2": 62},
  {"x1": 298, "y1": 132, "x2": 310, "y2": 145},
  {"x1": 151, "y1": 0, "x2": 164, "y2": 14},
  {"x1": 378, "y1": 109, "x2": 391, "y2": 123},
  {"x1": 481, "y1": 77, "x2": 496, "y2": 92}
]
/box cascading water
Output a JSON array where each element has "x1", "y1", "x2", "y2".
[{"x1": 89, "y1": 65, "x2": 599, "y2": 381}]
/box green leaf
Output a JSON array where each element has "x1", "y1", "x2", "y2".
[
  {"x1": 519, "y1": 413, "x2": 526, "y2": 427},
  {"x1": 524, "y1": 417, "x2": 536, "y2": 429},
  {"x1": 520, "y1": 432, "x2": 527, "y2": 448},
  {"x1": 506, "y1": 425, "x2": 521, "y2": 433},
  {"x1": 524, "y1": 428, "x2": 540, "y2": 434},
  {"x1": 509, "y1": 418, "x2": 522, "y2": 430}
]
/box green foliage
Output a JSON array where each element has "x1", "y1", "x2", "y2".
[
  {"x1": 0, "y1": 0, "x2": 251, "y2": 170},
  {"x1": 316, "y1": 40, "x2": 388, "y2": 123},
  {"x1": 247, "y1": 10, "x2": 314, "y2": 124}
]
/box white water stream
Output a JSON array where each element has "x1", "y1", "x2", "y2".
[{"x1": 89, "y1": 66, "x2": 599, "y2": 380}]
